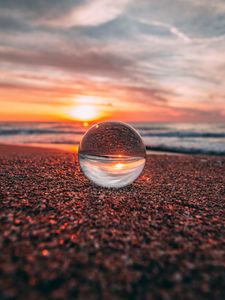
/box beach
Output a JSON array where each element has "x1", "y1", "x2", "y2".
[{"x1": 0, "y1": 144, "x2": 224, "y2": 300}]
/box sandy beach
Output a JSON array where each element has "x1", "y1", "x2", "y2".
[{"x1": 0, "y1": 144, "x2": 224, "y2": 300}]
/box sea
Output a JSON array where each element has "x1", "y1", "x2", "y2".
[{"x1": 0, "y1": 122, "x2": 224, "y2": 155}]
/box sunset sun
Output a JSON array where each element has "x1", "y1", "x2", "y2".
[{"x1": 70, "y1": 104, "x2": 100, "y2": 121}]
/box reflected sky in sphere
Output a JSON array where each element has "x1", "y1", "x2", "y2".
[{"x1": 78, "y1": 121, "x2": 146, "y2": 188}]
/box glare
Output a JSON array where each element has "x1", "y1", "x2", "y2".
[
  {"x1": 70, "y1": 104, "x2": 99, "y2": 121},
  {"x1": 113, "y1": 163, "x2": 124, "y2": 170}
]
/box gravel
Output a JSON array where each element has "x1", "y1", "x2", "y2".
[{"x1": 0, "y1": 144, "x2": 224, "y2": 300}]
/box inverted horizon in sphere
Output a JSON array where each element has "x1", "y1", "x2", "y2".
[{"x1": 79, "y1": 154, "x2": 146, "y2": 188}]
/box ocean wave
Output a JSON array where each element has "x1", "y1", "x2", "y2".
[
  {"x1": 146, "y1": 145, "x2": 225, "y2": 156},
  {"x1": 1, "y1": 127, "x2": 225, "y2": 139},
  {"x1": 140, "y1": 131, "x2": 225, "y2": 138},
  {"x1": 22, "y1": 140, "x2": 225, "y2": 155},
  {"x1": 0, "y1": 122, "x2": 225, "y2": 156},
  {"x1": 0, "y1": 129, "x2": 85, "y2": 135}
]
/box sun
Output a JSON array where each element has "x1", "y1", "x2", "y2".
[{"x1": 70, "y1": 104, "x2": 99, "y2": 121}]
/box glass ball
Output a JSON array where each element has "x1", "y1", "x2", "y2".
[{"x1": 78, "y1": 121, "x2": 146, "y2": 188}]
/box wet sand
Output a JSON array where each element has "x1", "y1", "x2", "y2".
[{"x1": 0, "y1": 144, "x2": 224, "y2": 300}]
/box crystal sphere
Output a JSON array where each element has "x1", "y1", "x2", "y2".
[{"x1": 78, "y1": 121, "x2": 146, "y2": 188}]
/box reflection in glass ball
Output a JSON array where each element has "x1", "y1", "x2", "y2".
[{"x1": 78, "y1": 121, "x2": 146, "y2": 188}]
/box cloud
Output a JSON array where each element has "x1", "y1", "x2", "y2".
[
  {"x1": 42, "y1": 0, "x2": 130, "y2": 28},
  {"x1": 0, "y1": 1, "x2": 81, "y2": 18},
  {"x1": 150, "y1": 21, "x2": 191, "y2": 43},
  {"x1": 0, "y1": 0, "x2": 225, "y2": 122},
  {"x1": 0, "y1": 73, "x2": 162, "y2": 97},
  {"x1": 0, "y1": 45, "x2": 132, "y2": 78},
  {"x1": 0, "y1": 0, "x2": 130, "y2": 28},
  {"x1": 0, "y1": 14, "x2": 29, "y2": 32}
]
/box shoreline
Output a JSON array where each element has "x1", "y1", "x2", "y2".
[
  {"x1": 1, "y1": 142, "x2": 225, "y2": 157},
  {"x1": 0, "y1": 142, "x2": 182, "y2": 156}
]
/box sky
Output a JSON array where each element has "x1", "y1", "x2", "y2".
[{"x1": 0, "y1": 0, "x2": 225, "y2": 122}]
